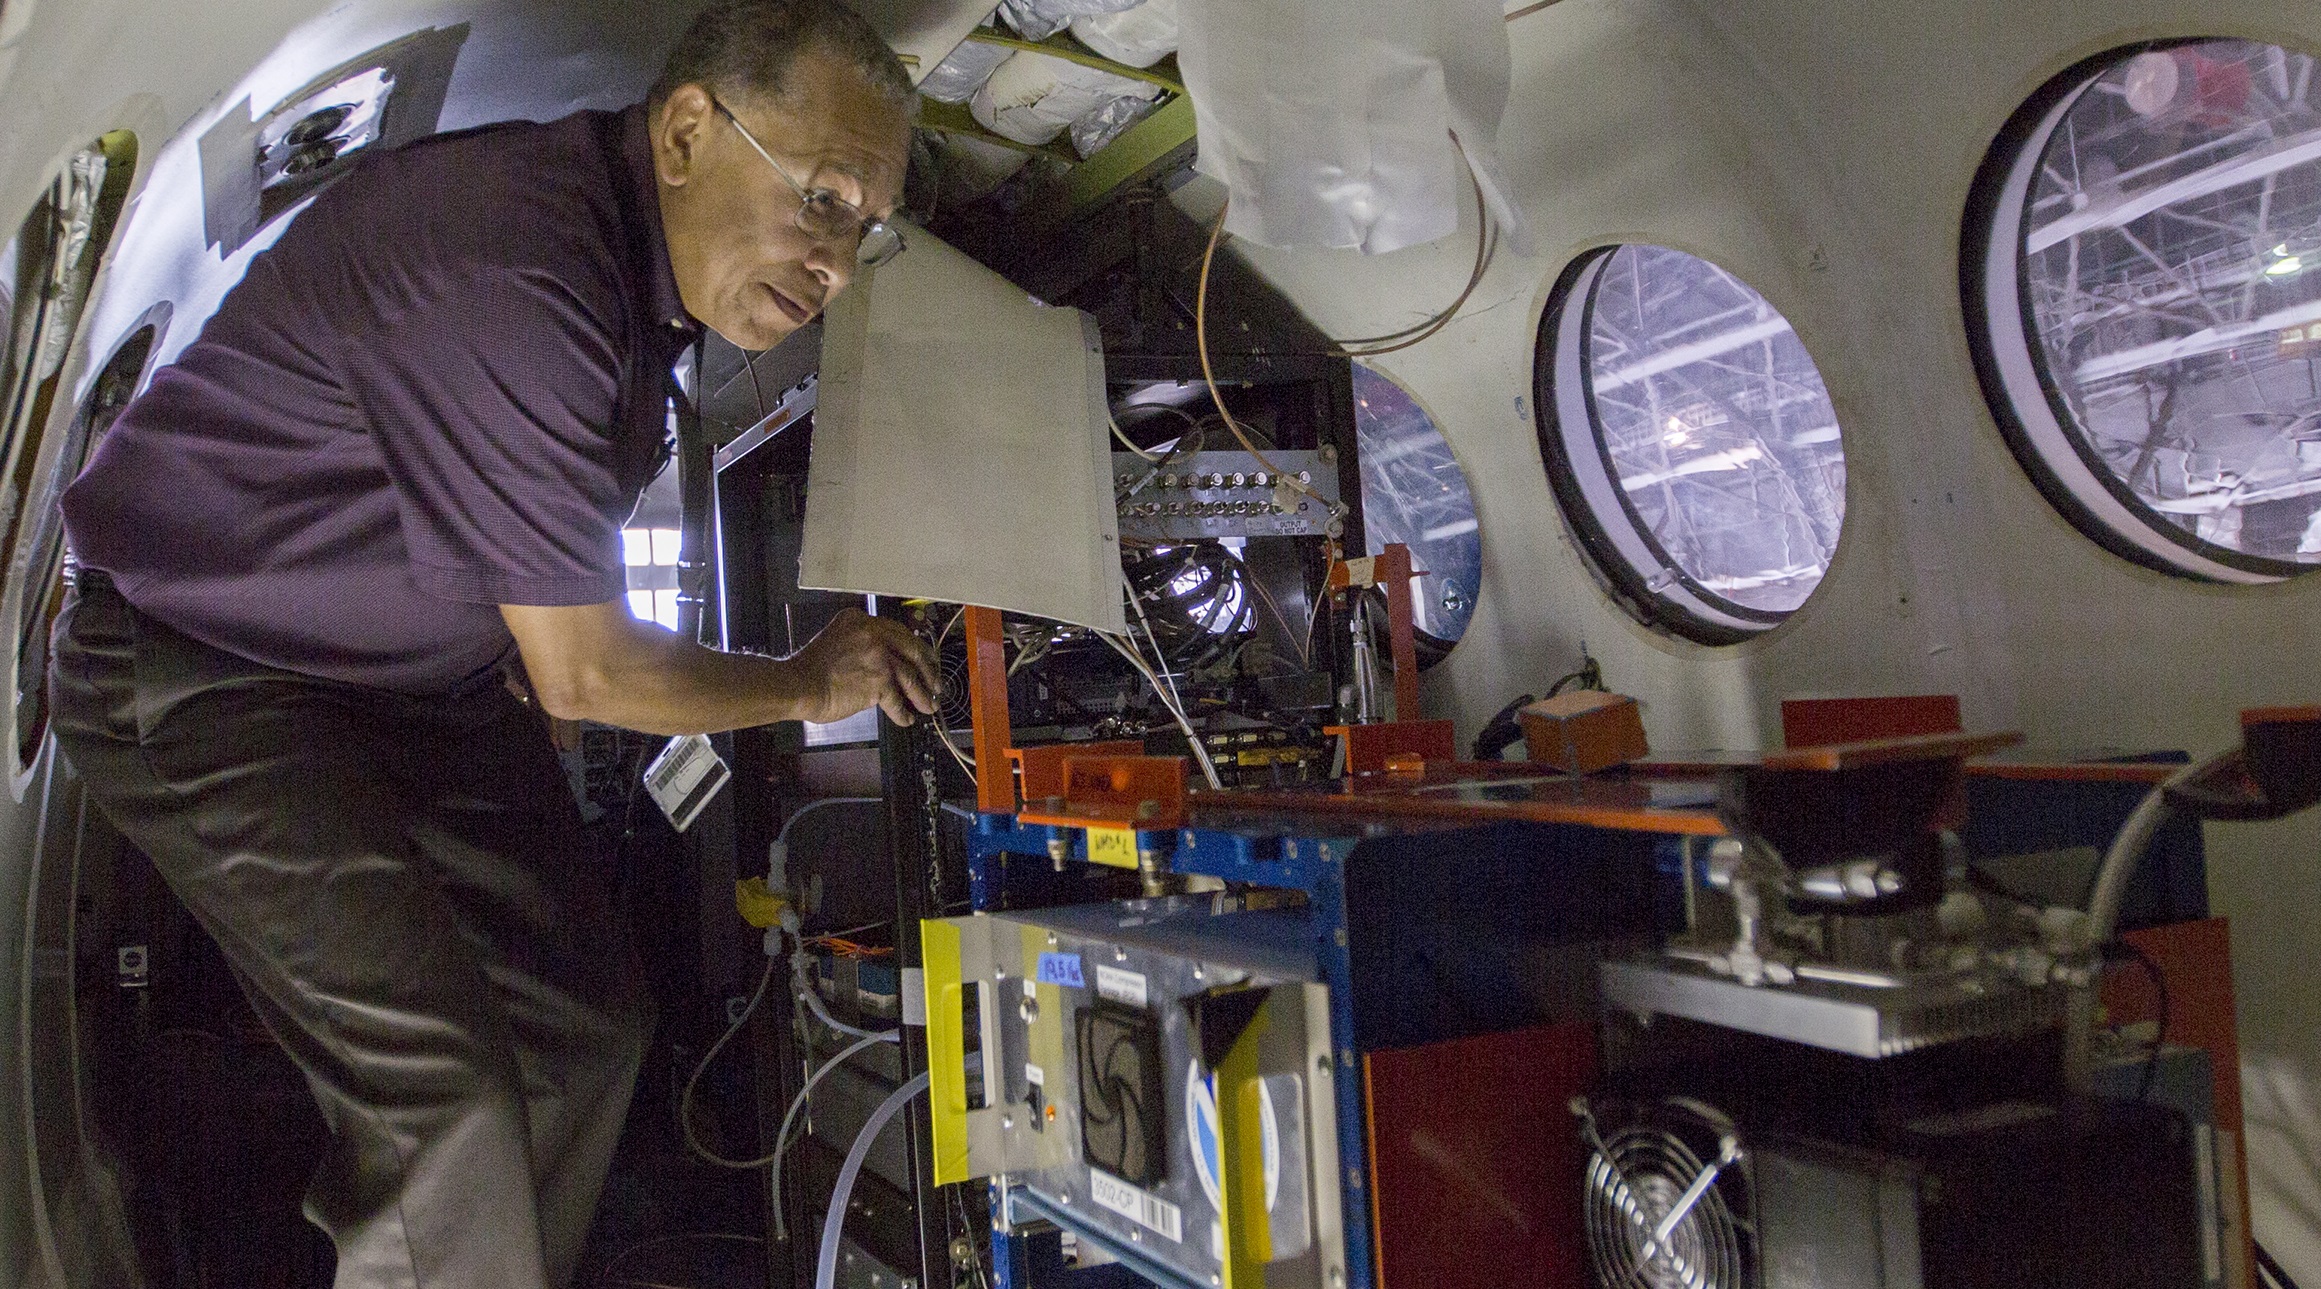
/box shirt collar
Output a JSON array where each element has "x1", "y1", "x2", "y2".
[{"x1": 620, "y1": 103, "x2": 699, "y2": 340}]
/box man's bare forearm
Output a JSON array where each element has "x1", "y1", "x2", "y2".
[
  {"x1": 500, "y1": 599, "x2": 936, "y2": 735},
  {"x1": 538, "y1": 621, "x2": 821, "y2": 734}
]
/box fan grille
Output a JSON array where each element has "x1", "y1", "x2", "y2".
[{"x1": 1583, "y1": 1126, "x2": 1747, "y2": 1289}]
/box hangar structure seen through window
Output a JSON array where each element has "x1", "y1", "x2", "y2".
[
  {"x1": 1537, "y1": 244, "x2": 1848, "y2": 645},
  {"x1": 1352, "y1": 363, "x2": 1481, "y2": 645},
  {"x1": 1971, "y1": 37, "x2": 2321, "y2": 581}
]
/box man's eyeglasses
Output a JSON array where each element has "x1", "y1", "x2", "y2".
[{"x1": 709, "y1": 95, "x2": 905, "y2": 268}]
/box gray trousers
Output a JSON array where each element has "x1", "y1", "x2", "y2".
[{"x1": 50, "y1": 575, "x2": 653, "y2": 1289}]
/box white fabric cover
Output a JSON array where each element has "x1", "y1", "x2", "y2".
[
  {"x1": 1070, "y1": 0, "x2": 1180, "y2": 69},
  {"x1": 800, "y1": 223, "x2": 1127, "y2": 635},
  {"x1": 996, "y1": 0, "x2": 1142, "y2": 41},
  {"x1": 969, "y1": 50, "x2": 1159, "y2": 147},
  {"x1": 1174, "y1": 0, "x2": 1534, "y2": 256}
]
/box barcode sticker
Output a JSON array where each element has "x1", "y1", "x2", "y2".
[
  {"x1": 1089, "y1": 1169, "x2": 1183, "y2": 1243},
  {"x1": 643, "y1": 734, "x2": 730, "y2": 832}
]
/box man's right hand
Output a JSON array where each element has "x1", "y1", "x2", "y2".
[
  {"x1": 789, "y1": 607, "x2": 940, "y2": 726},
  {"x1": 500, "y1": 599, "x2": 940, "y2": 736}
]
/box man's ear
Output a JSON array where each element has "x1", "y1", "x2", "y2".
[{"x1": 653, "y1": 84, "x2": 714, "y2": 188}]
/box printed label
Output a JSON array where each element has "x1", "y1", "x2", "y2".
[
  {"x1": 1025, "y1": 1062, "x2": 1044, "y2": 1087},
  {"x1": 1096, "y1": 964, "x2": 1148, "y2": 1008},
  {"x1": 1086, "y1": 826, "x2": 1140, "y2": 869},
  {"x1": 1035, "y1": 952, "x2": 1085, "y2": 989},
  {"x1": 1090, "y1": 1169, "x2": 1183, "y2": 1243}
]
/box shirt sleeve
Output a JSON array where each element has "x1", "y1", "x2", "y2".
[{"x1": 333, "y1": 257, "x2": 645, "y2": 607}]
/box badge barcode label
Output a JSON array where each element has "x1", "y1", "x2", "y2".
[
  {"x1": 644, "y1": 734, "x2": 730, "y2": 832},
  {"x1": 646, "y1": 734, "x2": 708, "y2": 791},
  {"x1": 1089, "y1": 1169, "x2": 1183, "y2": 1243}
]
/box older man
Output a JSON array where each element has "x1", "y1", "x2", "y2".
[{"x1": 48, "y1": 2, "x2": 933, "y2": 1285}]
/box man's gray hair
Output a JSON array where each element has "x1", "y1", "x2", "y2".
[{"x1": 650, "y1": 0, "x2": 915, "y2": 115}]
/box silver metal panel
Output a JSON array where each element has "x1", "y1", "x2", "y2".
[
  {"x1": 944, "y1": 900, "x2": 1343, "y2": 1289},
  {"x1": 834, "y1": 1234, "x2": 918, "y2": 1289},
  {"x1": 1600, "y1": 958, "x2": 2064, "y2": 1059},
  {"x1": 713, "y1": 376, "x2": 815, "y2": 473},
  {"x1": 1114, "y1": 450, "x2": 1341, "y2": 541}
]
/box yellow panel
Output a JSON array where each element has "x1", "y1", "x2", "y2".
[
  {"x1": 920, "y1": 918, "x2": 976, "y2": 1185},
  {"x1": 1086, "y1": 825, "x2": 1140, "y2": 869},
  {"x1": 1215, "y1": 995, "x2": 1274, "y2": 1289}
]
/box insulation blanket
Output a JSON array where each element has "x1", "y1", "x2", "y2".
[
  {"x1": 1175, "y1": 0, "x2": 1534, "y2": 256},
  {"x1": 1072, "y1": 0, "x2": 1180, "y2": 69},
  {"x1": 971, "y1": 50, "x2": 1160, "y2": 147},
  {"x1": 799, "y1": 224, "x2": 1127, "y2": 635}
]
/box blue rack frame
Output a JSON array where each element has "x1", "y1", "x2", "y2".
[{"x1": 960, "y1": 809, "x2": 1675, "y2": 1289}]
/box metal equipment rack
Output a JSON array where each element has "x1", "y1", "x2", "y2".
[{"x1": 952, "y1": 772, "x2": 1720, "y2": 1289}]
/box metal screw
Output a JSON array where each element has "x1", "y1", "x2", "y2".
[
  {"x1": 1339, "y1": 1048, "x2": 1355, "y2": 1068},
  {"x1": 1333, "y1": 927, "x2": 1348, "y2": 947}
]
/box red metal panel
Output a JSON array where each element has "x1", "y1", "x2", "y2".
[
  {"x1": 2104, "y1": 917, "x2": 2253, "y2": 1289},
  {"x1": 1780, "y1": 695, "x2": 1962, "y2": 749},
  {"x1": 1206, "y1": 765, "x2": 1728, "y2": 837},
  {"x1": 1363, "y1": 1021, "x2": 1598, "y2": 1289},
  {"x1": 1377, "y1": 543, "x2": 1422, "y2": 723}
]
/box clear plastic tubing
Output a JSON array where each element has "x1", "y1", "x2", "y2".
[{"x1": 815, "y1": 1071, "x2": 931, "y2": 1289}]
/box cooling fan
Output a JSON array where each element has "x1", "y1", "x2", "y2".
[
  {"x1": 1076, "y1": 1000, "x2": 1167, "y2": 1185},
  {"x1": 934, "y1": 636, "x2": 975, "y2": 732},
  {"x1": 1575, "y1": 1097, "x2": 1753, "y2": 1289}
]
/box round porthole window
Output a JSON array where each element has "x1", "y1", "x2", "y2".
[
  {"x1": 1536, "y1": 245, "x2": 1848, "y2": 644},
  {"x1": 1969, "y1": 38, "x2": 2321, "y2": 582},
  {"x1": 1352, "y1": 364, "x2": 1482, "y2": 645}
]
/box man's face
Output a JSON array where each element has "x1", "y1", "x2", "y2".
[{"x1": 652, "y1": 54, "x2": 911, "y2": 351}]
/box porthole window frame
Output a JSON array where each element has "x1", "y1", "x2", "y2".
[
  {"x1": 1350, "y1": 361, "x2": 1484, "y2": 654},
  {"x1": 0, "y1": 130, "x2": 141, "y2": 797},
  {"x1": 1964, "y1": 37, "x2": 2321, "y2": 585},
  {"x1": 1534, "y1": 244, "x2": 1845, "y2": 646}
]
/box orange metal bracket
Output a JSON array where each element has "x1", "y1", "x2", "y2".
[
  {"x1": 1017, "y1": 754, "x2": 1189, "y2": 831},
  {"x1": 965, "y1": 605, "x2": 1015, "y2": 813},
  {"x1": 1375, "y1": 543, "x2": 1421, "y2": 723},
  {"x1": 1328, "y1": 543, "x2": 1424, "y2": 723},
  {"x1": 1326, "y1": 719, "x2": 1458, "y2": 776},
  {"x1": 1008, "y1": 740, "x2": 1145, "y2": 806}
]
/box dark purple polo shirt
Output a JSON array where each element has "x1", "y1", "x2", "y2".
[{"x1": 63, "y1": 105, "x2": 698, "y2": 696}]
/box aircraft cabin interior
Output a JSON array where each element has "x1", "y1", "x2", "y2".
[{"x1": 0, "y1": 0, "x2": 2318, "y2": 1287}]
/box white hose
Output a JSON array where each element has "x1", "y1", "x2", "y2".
[
  {"x1": 2086, "y1": 753, "x2": 2219, "y2": 944},
  {"x1": 815, "y1": 1071, "x2": 931, "y2": 1289},
  {"x1": 794, "y1": 952, "x2": 903, "y2": 1044},
  {"x1": 2067, "y1": 750, "x2": 2223, "y2": 1092},
  {"x1": 769, "y1": 1028, "x2": 896, "y2": 1241}
]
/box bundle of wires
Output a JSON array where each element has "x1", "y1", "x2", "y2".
[{"x1": 1124, "y1": 543, "x2": 1254, "y2": 670}]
